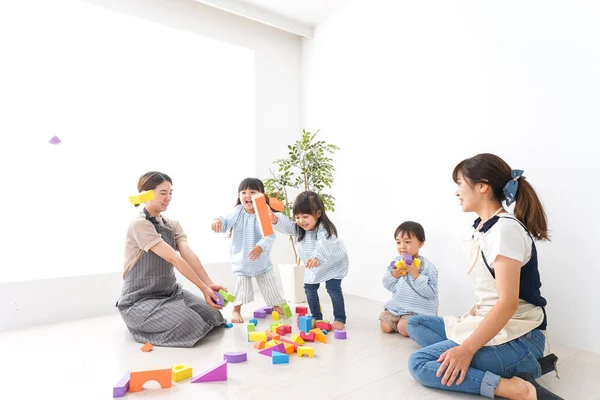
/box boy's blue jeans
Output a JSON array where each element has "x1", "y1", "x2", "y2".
[
  {"x1": 304, "y1": 279, "x2": 346, "y2": 323},
  {"x1": 406, "y1": 315, "x2": 545, "y2": 398}
]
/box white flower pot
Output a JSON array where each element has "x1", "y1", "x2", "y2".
[{"x1": 279, "y1": 263, "x2": 306, "y2": 304}]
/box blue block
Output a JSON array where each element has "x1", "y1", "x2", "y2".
[
  {"x1": 322, "y1": 329, "x2": 328, "y2": 335},
  {"x1": 249, "y1": 318, "x2": 258, "y2": 326},
  {"x1": 224, "y1": 323, "x2": 233, "y2": 328},
  {"x1": 299, "y1": 316, "x2": 312, "y2": 333},
  {"x1": 272, "y1": 351, "x2": 289, "y2": 364}
]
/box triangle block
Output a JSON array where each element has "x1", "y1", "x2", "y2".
[
  {"x1": 191, "y1": 361, "x2": 227, "y2": 383},
  {"x1": 258, "y1": 343, "x2": 286, "y2": 357}
]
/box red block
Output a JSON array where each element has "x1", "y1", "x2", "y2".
[{"x1": 300, "y1": 331, "x2": 315, "y2": 342}]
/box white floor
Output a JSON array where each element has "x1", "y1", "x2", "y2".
[{"x1": 1, "y1": 294, "x2": 598, "y2": 400}]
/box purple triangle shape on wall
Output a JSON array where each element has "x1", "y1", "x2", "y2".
[{"x1": 191, "y1": 361, "x2": 227, "y2": 383}]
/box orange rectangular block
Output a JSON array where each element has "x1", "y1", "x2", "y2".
[
  {"x1": 252, "y1": 194, "x2": 274, "y2": 237},
  {"x1": 140, "y1": 342, "x2": 153, "y2": 352},
  {"x1": 130, "y1": 369, "x2": 172, "y2": 392},
  {"x1": 269, "y1": 197, "x2": 285, "y2": 212}
]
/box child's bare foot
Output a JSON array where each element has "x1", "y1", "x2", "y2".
[
  {"x1": 272, "y1": 305, "x2": 284, "y2": 316},
  {"x1": 332, "y1": 321, "x2": 345, "y2": 330},
  {"x1": 231, "y1": 306, "x2": 244, "y2": 323},
  {"x1": 311, "y1": 319, "x2": 317, "y2": 328}
]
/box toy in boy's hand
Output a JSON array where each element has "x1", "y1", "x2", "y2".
[{"x1": 392, "y1": 254, "x2": 421, "y2": 275}]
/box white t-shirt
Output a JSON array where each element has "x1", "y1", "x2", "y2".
[{"x1": 476, "y1": 215, "x2": 532, "y2": 268}]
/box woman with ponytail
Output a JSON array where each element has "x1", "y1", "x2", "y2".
[{"x1": 406, "y1": 154, "x2": 562, "y2": 399}]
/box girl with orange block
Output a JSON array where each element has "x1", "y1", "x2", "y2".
[
  {"x1": 269, "y1": 191, "x2": 349, "y2": 331},
  {"x1": 212, "y1": 178, "x2": 287, "y2": 323}
]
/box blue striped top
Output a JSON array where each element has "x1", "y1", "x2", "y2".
[
  {"x1": 383, "y1": 255, "x2": 439, "y2": 316},
  {"x1": 218, "y1": 205, "x2": 275, "y2": 276},
  {"x1": 273, "y1": 214, "x2": 349, "y2": 284}
]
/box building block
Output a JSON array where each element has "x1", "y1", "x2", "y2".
[
  {"x1": 191, "y1": 361, "x2": 227, "y2": 383},
  {"x1": 224, "y1": 322, "x2": 233, "y2": 328},
  {"x1": 282, "y1": 342, "x2": 295, "y2": 355},
  {"x1": 129, "y1": 190, "x2": 155, "y2": 205},
  {"x1": 310, "y1": 328, "x2": 327, "y2": 343},
  {"x1": 218, "y1": 289, "x2": 236, "y2": 303},
  {"x1": 276, "y1": 326, "x2": 287, "y2": 336},
  {"x1": 172, "y1": 364, "x2": 192, "y2": 382},
  {"x1": 300, "y1": 331, "x2": 315, "y2": 341},
  {"x1": 272, "y1": 311, "x2": 280, "y2": 321},
  {"x1": 262, "y1": 307, "x2": 273, "y2": 314},
  {"x1": 295, "y1": 306, "x2": 308, "y2": 314},
  {"x1": 113, "y1": 371, "x2": 130, "y2": 398},
  {"x1": 224, "y1": 352, "x2": 247, "y2": 363},
  {"x1": 284, "y1": 325, "x2": 292, "y2": 334},
  {"x1": 272, "y1": 351, "x2": 289, "y2": 364},
  {"x1": 130, "y1": 369, "x2": 172, "y2": 392},
  {"x1": 265, "y1": 339, "x2": 281, "y2": 349},
  {"x1": 322, "y1": 329, "x2": 328, "y2": 335},
  {"x1": 249, "y1": 318, "x2": 258, "y2": 326},
  {"x1": 254, "y1": 310, "x2": 267, "y2": 318},
  {"x1": 297, "y1": 346, "x2": 314, "y2": 358},
  {"x1": 279, "y1": 338, "x2": 301, "y2": 352},
  {"x1": 334, "y1": 330, "x2": 347, "y2": 339},
  {"x1": 140, "y1": 342, "x2": 153, "y2": 352},
  {"x1": 213, "y1": 291, "x2": 225, "y2": 306},
  {"x1": 269, "y1": 197, "x2": 285, "y2": 212},
  {"x1": 258, "y1": 343, "x2": 286, "y2": 357},
  {"x1": 252, "y1": 193, "x2": 274, "y2": 236},
  {"x1": 270, "y1": 323, "x2": 284, "y2": 333},
  {"x1": 281, "y1": 303, "x2": 292, "y2": 318},
  {"x1": 247, "y1": 324, "x2": 255, "y2": 332},
  {"x1": 316, "y1": 319, "x2": 330, "y2": 324},
  {"x1": 249, "y1": 331, "x2": 267, "y2": 342},
  {"x1": 299, "y1": 316, "x2": 312, "y2": 333},
  {"x1": 316, "y1": 322, "x2": 332, "y2": 331},
  {"x1": 290, "y1": 334, "x2": 305, "y2": 345},
  {"x1": 254, "y1": 341, "x2": 266, "y2": 350}
]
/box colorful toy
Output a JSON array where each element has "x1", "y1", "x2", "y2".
[
  {"x1": 128, "y1": 190, "x2": 155, "y2": 205},
  {"x1": 258, "y1": 343, "x2": 286, "y2": 357},
  {"x1": 130, "y1": 369, "x2": 172, "y2": 392},
  {"x1": 272, "y1": 351, "x2": 289, "y2": 364},
  {"x1": 295, "y1": 306, "x2": 308, "y2": 315},
  {"x1": 281, "y1": 303, "x2": 292, "y2": 318},
  {"x1": 316, "y1": 321, "x2": 332, "y2": 331},
  {"x1": 272, "y1": 311, "x2": 280, "y2": 321},
  {"x1": 252, "y1": 194, "x2": 274, "y2": 236},
  {"x1": 249, "y1": 332, "x2": 268, "y2": 342},
  {"x1": 140, "y1": 342, "x2": 153, "y2": 352},
  {"x1": 172, "y1": 364, "x2": 192, "y2": 382},
  {"x1": 112, "y1": 371, "x2": 130, "y2": 398},
  {"x1": 247, "y1": 323, "x2": 255, "y2": 332},
  {"x1": 300, "y1": 331, "x2": 315, "y2": 341},
  {"x1": 334, "y1": 330, "x2": 347, "y2": 339},
  {"x1": 191, "y1": 361, "x2": 227, "y2": 383},
  {"x1": 224, "y1": 352, "x2": 247, "y2": 363},
  {"x1": 269, "y1": 197, "x2": 285, "y2": 212},
  {"x1": 297, "y1": 346, "x2": 314, "y2": 358},
  {"x1": 249, "y1": 318, "x2": 258, "y2": 325},
  {"x1": 218, "y1": 289, "x2": 236, "y2": 304},
  {"x1": 224, "y1": 322, "x2": 233, "y2": 328},
  {"x1": 299, "y1": 316, "x2": 312, "y2": 333},
  {"x1": 392, "y1": 254, "x2": 422, "y2": 275},
  {"x1": 254, "y1": 310, "x2": 267, "y2": 318}
]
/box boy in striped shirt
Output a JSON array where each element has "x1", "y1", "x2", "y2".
[{"x1": 380, "y1": 221, "x2": 439, "y2": 337}]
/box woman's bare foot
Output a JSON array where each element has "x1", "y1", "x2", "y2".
[
  {"x1": 496, "y1": 376, "x2": 536, "y2": 400},
  {"x1": 231, "y1": 306, "x2": 244, "y2": 323},
  {"x1": 332, "y1": 321, "x2": 345, "y2": 331}
]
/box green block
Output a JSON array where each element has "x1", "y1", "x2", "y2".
[
  {"x1": 219, "y1": 289, "x2": 236, "y2": 303},
  {"x1": 281, "y1": 303, "x2": 292, "y2": 318},
  {"x1": 247, "y1": 324, "x2": 255, "y2": 332},
  {"x1": 223, "y1": 300, "x2": 229, "y2": 307}
]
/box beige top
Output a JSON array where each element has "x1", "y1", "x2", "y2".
[{"x1": 123, "y1": 210, "x2": 188, "y2": 277}]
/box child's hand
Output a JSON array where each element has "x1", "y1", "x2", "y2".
[
  {"x1": 211, "y1": 218, "x2": 222, "y2": 233},
  {"x1": 249, "y1": 245, "x2": 263, "y2": 260},
  {"x1": 268, "y1": 207, "x2": 278, "y2": 224},
  {"x1": 391, "y1": 267, "x2": 405, "y2": 279},
  {"x1": 405, "y1": 262, "x2": 420, "y2": 279},
  {"x1": 305, "y1": 258, "x2": 321, "y2": 268}
]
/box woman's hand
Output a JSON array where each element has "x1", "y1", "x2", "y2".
[
  {"x1": 305, "y1": 258, "x2": 321, "y2": 268},
  {"x1": 436, "y1": 345, "x2": 475, "y2": 386},
  {"x1": 211, "y1": 218, "x2": 222, "y2": 233},
  {"x1": 201, "y1": 286, "x2": 223, "y2": 310},
  {"x1": 207, "y1": 283, "x2": 227, "y2": 293},
  {"x1": 249, "y1": 245, "x2": 263, "y2": 260}
]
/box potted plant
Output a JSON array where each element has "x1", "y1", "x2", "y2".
[{"x1": 264, "y1": 129, "x2": 339, "y2": 303}]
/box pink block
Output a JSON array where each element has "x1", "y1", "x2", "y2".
[
  {"x1": 316, "y1": 322, "x2": 332, "y2": 331},
  {"x1": 334, "y1": 330, "x2": 347, "y2": 339},
  {"x1": 191, "y1": 361, "x2": 227, "y2": 383},
  {"x1": 112, "y1": 371, "x2": 130, "y2": 397},
  {"x1": 279, "y1": 338, "x2": 300, "y2": 351},
  {"x1": 284, "y1": 325, "x2": 292, "y2": 334},
  {"x1": 223, "y1": 352, "x2": 247, "y2": 363},
  {"x1": 258, "y1": 343, "x2": 286, "y2": 357},
  {"x1": 277, "y1": 326, "x2": 286, "y2": 336},
  {"x1": 295, "y1": 306, "x2": 308, "y2": 314},
  {"x1": 300, "y1": 331, "x2": 315, "y2": 341}
]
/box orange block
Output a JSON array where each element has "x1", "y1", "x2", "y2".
[
  {"x1": 269, "y1": 197, "x2": 285, "y2": 212},
  {"x1": 140, "y1": 342, "x2": 153, "y2": 352},
  {"x1": 130, "y1": 369, "x2": 172, "y2": 392},
  {"x1": 252, "y1": 194, "x2": 273, "y2": 237},
  {"x1": 254, "y1": 341, "x2": 266, "y2": 350}
]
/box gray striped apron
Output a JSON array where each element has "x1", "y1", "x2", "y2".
[{"x1": 116, "y1": 213, "x2": 225, "y2": 348}]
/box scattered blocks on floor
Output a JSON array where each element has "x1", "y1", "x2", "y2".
[
  {"x1": 254, "y1": 310, "x2": 267, "y2": 318},
  {"x1": 272, "y1": 351, "x2": 289, "y2": 364},
  {"x1": 247, "y1": 324, "x2": 255, "y2": 332},
  {"x1": 262, "y1": 307, "x2": 273, "y2": 314},
  {"x1": 272, "y1": 311, "x2": 280, "y2": 321},
  {"x1": 224, "y1": 352, "x2": 247, "y2": 363},
  {"x1": 258, "y1": 343, "x2": 286, "y2": 357},
  {"x1": 249, "y1": 332, "x2": 268, "y2": 342},
  {"x1": 281, "y1": 303, "x2": 292, "y2": 318},
  {"x1": 249, "y1": 318, "x2": 258, "y2": 326},
  {"x1": 316, "y1": 321, "x2": 332, "y2": 331},
  {"x1": 334, "y1": 330, "x2": 347, "y2": 339},
  {"x1": 299, "y1": 316, "x2": 312, "y2": 333},
  {"x1": 279, "y1": 338, "x2": 300, "y2": 352},
  {"x1": 218, "y1": 289, "x2": 236, "y2": 304},
  {"x1": 282, "y1": 342, "x2": 295, "y2": 355},
  {"x1": 290, "y1": 334, "x2": 305, "y2": 345},
  {"x1": 140, "y1": 342, "x2": 153, "y2": 352},
  {"x1": 254, "y1": 341, "x2": 266, "y2": 350},
  {"x1": 297, "y1": 346, "x2": 314, "y2": 358},
  {"x1": 224, "y1": 322, "x2": 233, "y2": 328},
  {"x1": 113, "y1": 371, "x2": 130, "y2": 398},
  {"x1": 300, "y1": 331, "x2": 315, "y2": 342},
  {"x1": 130, "y1": 369, "x2": 172, "y2": 392},
  {"x1": 322, "y1": 329, "x2": 328, "y2": 335},
  {"x1": 172, "y1": 364, "x2": 192, "y2": 382},
  {"x1": 265, "y1": 339, "x2": 281, "y2": 349},
  {"x1": 295, "y1": 306, "x2": 308, "y2": 315},
  {"x1": 310, "y1": 328, "x2": 327, "y2": 343},
  {"x1": 277, "y1": 326, "x2": 287, "y2": 336},
  {"x1": 191, "y1": 361, "x2": 227, "y2": 383}
]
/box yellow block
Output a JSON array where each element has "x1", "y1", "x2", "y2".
[
  {"x1": 249, "y1": 332, "x2": 268, "y2": 342},
  {"x1": 272, "y1": 311, "x2": 279, "y2": 321},
  {"x1": 290, "y1": 334, "x2": 305, "y2": 345},
  {"x1": 282, "y1": 343, "x2": 295, "y2": 355},
  {"x1": 270, "y1": 323, "x2": 284, "y2": 333},
  {"x1": 172, "y1": 364, "x2": 192, "y2": 382},
  {"x1": 310, "y1": 328, "x2": 327, "y2": 344},
  {"x1": 265, "y1": 339, "x2": 281, "y2": 349},
  {"x1": 129, "y1": 190, "x2": 155, "y2": 205},
  {"x1": 297, "y1": 346, "x2": 314, "y2": 358}
]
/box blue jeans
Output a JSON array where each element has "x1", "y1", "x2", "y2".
[
  {"x1": 406, "y1": 315, "x2": 545, "y2": 398},
  {"x1": 304, "y1": 279, "x2": 346, "y2": 323}
]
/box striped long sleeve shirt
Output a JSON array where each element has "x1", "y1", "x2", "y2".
[
  {"x1": 383, "y1": 255, "x2": 439, "y2": 316},
  {"x1": 218, "y1": 205, "x2": 275, "y2": 276},
  {"x1": 274, "y1": 214, "x2": 349, "y2": 284}
]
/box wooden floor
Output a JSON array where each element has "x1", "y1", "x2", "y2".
[{"x1": 1, "y1": 294, "x2": 597, "y2": 399}]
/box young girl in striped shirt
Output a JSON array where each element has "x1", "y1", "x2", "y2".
[
  {"x1": 270, "y1": 191, "x2": 349, "y2": 330},
  {"x1": 211, "y1": 177, "x2": 286, "y2": 323},
  {"x1": 380, "y1": 221, "x2": 439, "y2": 337}
]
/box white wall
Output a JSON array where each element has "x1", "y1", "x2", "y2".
[
  {"x1": 302, "y1": 0, "x2": 600, "y2": 353},
  {"x1": 0, "y1": 0, "x2": 302, "y2": 330}
]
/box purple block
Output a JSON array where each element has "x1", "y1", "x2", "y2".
[
  {"x1": 224, "y1": 351, "x2": 247, "y2": 363},
  {"x1": 48, "y1": 135, "x2": 62, "y2": 145},
  {"x1": 112, "y1": 371, "x2": 130, "y2": 397},
  {"x1": 262, "y1": 307, "x2": 273, "y2": 314},
  {"x1": 214, "y1": 291, "x2": 225, "y2": 306},
  {"x1": 403, "y1": 254, "x2": 413, "y2": 265},
  {"x1": 254, "y1": 310, "x2": 267, "y2": 318},
  {"x1": 191, "y1": 361, "x2": 227, "y2": 383},
  {"x1": 258, "y1": 343, "x2": 286, "y2": 357},
  {"x1": 334, "y1": 330, "x2": 347, "y2": 340}
]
